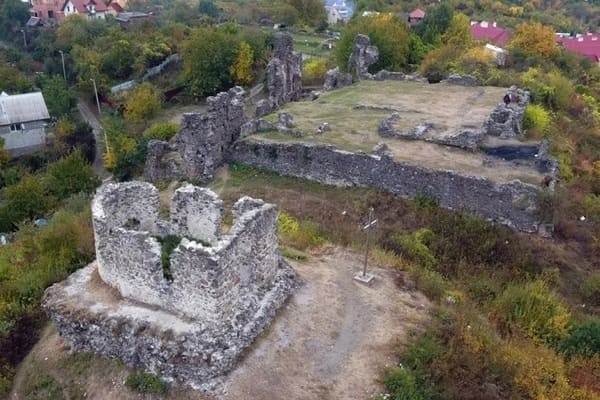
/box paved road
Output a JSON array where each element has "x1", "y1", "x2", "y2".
[{"x1": 76, "y1": 99, "x2": 109, "y2": 178}]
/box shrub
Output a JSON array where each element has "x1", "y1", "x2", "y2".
[
  {"x1": 560, "y1": 320, "x2": 600, "y2": 358},
  {"x1": 125, "y1": 372, "x2": 168, "y2": 394},
  {"x1": 393, "y1": 229, "x2": 437, "y2": 270},
  {"x1": 523, "y1": 104, "x2": 551, "y2": 138},
  {"x1": 383, "y1": 367, "x2": 430, "y2": 400},
  {"x1": 582, "y1": 272, "x2": 600, "y2": 306},
  {"x1": 123, "y1": 83, "x2": 162, "y2": 123},
  {"x1": 143, "y1": 122, "x2": 179, "y2": 142},
  {"x1": 302, "y1": 59, "x2": 327, "y2": 86},
  {"x1": 278, "y1": 212, "x2": 325, "y2": 250},
  {"x1": 46, "y1": 150, "x2": 100, "y2": 200},
  {"x1": 489, "y1": 280, "x2": 571, "y2": 346}
]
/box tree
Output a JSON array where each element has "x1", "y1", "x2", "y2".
[
  {"x1": 509, "y1": 22, "x2": 557, "y2": 59},
  {"x1": 418, "y1": 3, "x2": 454, "y2": 46},
  {"x1": 123, "y1": 83, "x2": 162, "y2": 123},
  {"x1": 229, "y1": 42, "x2": 254, "y2": 86},
  {"x1": 198, "y1": 0, "x2": 219, "y2": 17},
  {"x1": 0, "y1": 63, "x2": 31, "y2": 94},
  {"x1": 0, "y1": 0, "x2": 29, "y2": 39},
  {"x1": 1, "y1": 175, "x2": 54, "y2": 228},
  {"x1": 336, "y1": 14, "x2": 411, "y2": 73},
  {"x1": 46, "y1": 150, "x2": 100, "y2": 200},
  {"x1": 0, "y1": 138, "x2": 10, "y2": 169},
  {"x1": 40, "y1": 75, "x2": 76, "y2": 118},
  {"x1": 182, "y1": 27, "x2": 238, "y2": 97},
  {"x1": 442, "y1": 13, "x2": 472, "y2": 49},
  {"x1": 101, "y1": 39, "x2": 134, "y2": 79},
  {"x1": 287, "y1": 0, "x2": 326, "y2": 27}
]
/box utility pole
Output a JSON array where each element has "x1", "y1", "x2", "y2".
[
  {"x1": 354, "y1": 207, "x2": 377, "y2": 285},
  {"x1": 20, "y1": 29, "x2": 27, "y2": 48},
  {"x1": 59, "y1": 50, "x2": 66, "y2": 82},
  {"x1": 90, "y1": 78, "x2": 101, "y2": 115}
]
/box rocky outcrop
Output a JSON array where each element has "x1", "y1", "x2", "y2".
[
  {"x1": 44, "y1": 182, "x2": 296, "y2": 390},
  {"x1": 144, "y1": 87, "x2": 247, "y2": 182},
  {"x1": 348, "y1": 34, "x2": 379, "y2": 80},
  {"x1": 323, "y1": 67, "x2": 352, "y2": 91},
  {"x1": 484, "y1": 86, "x2": 530, "y2": 138},
  {"x1": 444, "y1": 74, "x2": 479, "y2": 86},
  {"x1": 257, "y1": 32, "x2": 303, "y2": 117}
]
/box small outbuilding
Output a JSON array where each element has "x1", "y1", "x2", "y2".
[{"x1": 0, "y1": 92, "x2": 50, "y2": 156}]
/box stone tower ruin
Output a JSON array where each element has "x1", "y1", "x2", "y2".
[{"x1": 43, "y1": 181, "x2": 296, "y2": 389}]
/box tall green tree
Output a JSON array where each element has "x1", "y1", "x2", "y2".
[
  {"x1": 182, "y1": 27, "x2": 238, "y2": 97},
  {"x1": 40, "y1": 75, "x2": 76, "y2": 118},
  {"x1": 0, "y1": 0, "x2": 29, "y2": 39},
  {"x1": 418, "y1": 3, "x2": 454, "y2": 46},
  {"x1": 287, "y1": 0, "x2": 326, "y2": 27},
  {"x1": 198, "y1": 0, "x2": 219, "y2": 17}
]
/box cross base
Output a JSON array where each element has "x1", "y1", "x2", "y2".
[{"x1": 353, "y1": 272, "x2": 376, "y2": 285}]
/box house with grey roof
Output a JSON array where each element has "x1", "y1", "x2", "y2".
[{"x1": 0, "y1": 92, "x2": 50, "y2": 156}]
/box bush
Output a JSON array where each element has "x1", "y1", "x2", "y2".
[
  {"x1": 489, "y1": 280, "x2": 571, "y2": 346},
  {"x1": 46, "y1": 150, "x2": 100, "y2": 200},
  {"x1": 523, "y1": 104, "x2": 551, "y2": 138},
  {"x1": 560, "y1": 320, "x2": 600, "y2": 358},
  {"x1": 278, "y1": 212, "x2": 325, "y2": 250},
  {"x1": 393, "y1": 229, "x2": 437, "y2": 270},
  {"x1": 302, "y1": 59, "x2": 327, "y2": 86},
  {"x1": 382, "y1": 367, "x2": 430, "y2": 400},
  {"x1": 143, "y1": 122, "x2": 179, "y2": 141},
  {"x1": 125, "y1": 372, "x2": 168, "y2": 394},
  {"x1": 582, "y1": 272, "x2": 600, "y2": 306}
]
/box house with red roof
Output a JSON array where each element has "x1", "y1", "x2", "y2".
[
  {"x1": 556, "y1": 34, "x2": 600, "y2": 65},
  {"x1": 62, "y1": 0, "x2": 107, "y2": 19},
  {"x1": 408, "y1": 8, "x2": 425, "y2": 27},
  {"x1": 107, "y1": 1, "x2": 123, "y2": 16},
  {"x1": 470, "y1": 21, "x2": 512, "y2": 47}
]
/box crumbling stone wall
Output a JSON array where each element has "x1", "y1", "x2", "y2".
[
  {"x1": 484, "y1": 86, "x2": 530, "y2": 138},
  {"x1": 144, "y1": 87, "x2": 246, "y2": 183},
  {"x1": 231, "y1": 140, "x2": 548, "y2": 232},
  {"x1": 255, "y1": 32, "x2": 303, "y2": 117},
  {"x1": 45, "y1": 181, "x2": 295, "y2": 389}
]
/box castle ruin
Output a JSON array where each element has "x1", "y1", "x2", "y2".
[{"x1": 43, "y1": 181, "x2": 296, "y2": 389}]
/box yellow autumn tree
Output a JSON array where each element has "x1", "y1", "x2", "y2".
[
  {"x1": 229, "y1": 41, "x2": 254, "y2": 86},
  {"x1": 442, "y1": 13, "x2": 472, "y2": 49},
  {"x1": 123, "y1": 83, "x2": 162, "y2": 124},
  {"x1": 509, "y1": 22, "x2": 557, "y2": 59}
]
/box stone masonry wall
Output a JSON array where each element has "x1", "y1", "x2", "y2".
[
  {"x1": 231, "y1": 141, "x2": 545, "y2": 232},
  {"x1": 92, "y1": 181, "x2": 288, "y2": 322}
]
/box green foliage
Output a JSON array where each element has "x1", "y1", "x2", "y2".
[
  {"x1": 302, "y1": 58, "x2": 327, "y2": 86},
  {"x1": 279, "y1": 245, "x2": 308, "y2": 260},
  {"x1": 401, "y1": 334, "x2": 443, "y2": 373},
  {"x1": 560, "y1": 319, "x2": 600, "y2": 358},
  {"x1": 0, "y1": 175, "x2": 53, "y2": 231},
  {"x1": 418, "y1": 2, "x2": 454, "y2": 46},
  {"x1": 0, "y1": 64, "x2": 31, "y2": 94},
  {"x1": 523, "y1": 104, "x2": 552, "y2": 137},
  {"x1": 46, "y1": 150, "x2": 100, "y2": 200},
  {"x1": 393, "y1": 229, "x2": 437, "y2": 270},
  {"x1": 419, "y1": 44, "x2": 462, "y2": 83},
  {"x1": 125, "y1": 372, "x2": 168, "y2": 394},
  {"x1": 40, "y1": 75, "x2": 76, "y2": 118},
  {"x1": 143, "y1": 122, "x2": 179, "y2": 141},
  {"x1": 0, "y1": 0, "x2": 30, "y2": 39},
  {"x1": 278, "y1": 212, "x2": 325, "y2": 250},
  {"x1": 287, "y1": 0, "x2": 326, "y2": 27},
  {"x1": 582, "y1": 271, "x2": 600, "y2": 306},
  {"x1": 229, "y1": 41, "x2": 254, "y2": 86},
  {"x1": 489, "y1": 280, "x2": 571, "y2": 346},
  {"x1": 157, "y1": 235, "x2": 181, "y2": 281},
  {"x1": 182, "y1": 27, "x2": 239, "y2": 97},
  {"x1": 441, "y1": 13, "x2": 472, "y2": 49},
  {"x1": 0, "y1": 138, "x2": 9, "y2": 169},
  {"x1": 101, "y1": 38, "x2": 134, "y2": 79},
  {"x1": 336, "y1": 14, "x2": 411, "y2": 73},
  {"x1": 198, "y1": 0, "x2": 219, "y2": 17},
  {"x1": 123, "y1": 83, "x2": 162, "y2": 123},
  {"x1": 382, "y1": 367, "x2": 430, "y2": 400}
]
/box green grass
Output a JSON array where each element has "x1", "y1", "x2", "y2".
[{"x1": 125, "y1": 372, "x2": 168, "y2": 395}]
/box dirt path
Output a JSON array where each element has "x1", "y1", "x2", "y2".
[
  {"x1": 10, "y1": 247, "x2": 429, "y2": 400},
  {"x1": 76, "y1": 98, "x2": 109, "y2": 178}
]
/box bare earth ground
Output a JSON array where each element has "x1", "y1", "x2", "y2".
[
  {"x1": 255, "y1": 80, "x2": 544, "y2": 184},
  {"x1": 10, "y1": 247, "x2": 430, "y2": 400}
]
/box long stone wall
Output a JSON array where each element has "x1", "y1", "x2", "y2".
[{"x1": 231, "y1": 140, "x2": 546, "y2": 232}]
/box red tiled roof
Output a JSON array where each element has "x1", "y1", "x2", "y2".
[
  {"x1": 409, "y1": 8, "x2": 425, "y2": 19},
  {"x1": 62, "y1": 0, "x2": 107, "y2": 13},
  {"x1": 470, "y1": 22, "x2": 511, "y2": 47},
  {"x1": 108, "y1": 2, "x2": 123, "y2": 11},
  {"x1": 557, "y1": 34, "x2": 600, "y2": 63}
]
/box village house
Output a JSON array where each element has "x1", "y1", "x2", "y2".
[
  {"x1": 30, "y1": 0, "x2": 64, "y2": 21},
  {"x1": 62, "y1": 0, "x2": 107, "y2": 19},
  {"x1": 407, "y1": 8, "x2": 425, "y2": 27},
  {"x1": 0, "y1": 92, "x2": 50, "y2": 157},
  {"x1": 470, "y1": 21, "x2": 512, "y2": 46},
  {"x1": 556, "y1": 33, "x2": 600, "y2": 65}
]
